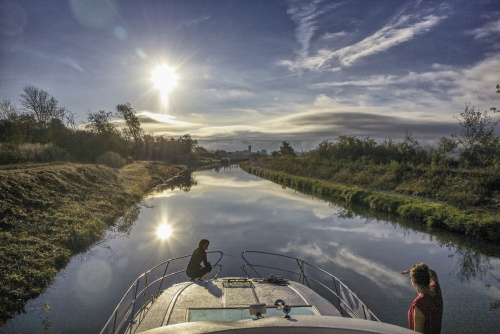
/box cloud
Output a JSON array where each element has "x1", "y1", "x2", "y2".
[
  {"x1": 466, "y1": 18, "x2": 500, "y2": 41},
  {"x1": 281, "y1": 241, "x2": 413, "y2": 297},
  {"x1": 204, "y1": 88, "x2": 254, "y2": 100},
  {"x1": 281, "y1": 0, "x2": 340, "y2": 72},
  {"x1": 60, "y1": 56, "x2": 86, "y2": 74},
  {"x1": 334, "y1": 14, "x2": 446, "y2": 67},
  {"x1": 321, "y1": 31, "x2": 347, "y2": 39},
  {"x1": 309, "y1": 53, "x2": 500, "y2": 113},
  {"x1": 286, "y1": 0, "x2": 325, "y2": 60},
  {"x1": 177, "y1": 15, "x2": 210, "y2": 29},
  {"x1": 312, "y1": 67, "x2": 458, "y2": 89},
  {"x1": 281, "y1": 3, "x2": 447, "y2": 72}
]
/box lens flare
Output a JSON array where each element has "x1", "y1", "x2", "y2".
[{"x1": 157, "y1": 223, "x2": 172, "y2": 240}]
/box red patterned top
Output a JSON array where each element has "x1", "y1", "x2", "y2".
[{"x1": 408, "y1": 281, "x2": 443, "y2": 333}]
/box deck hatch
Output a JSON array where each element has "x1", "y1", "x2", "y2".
[
  {"x1": 187, "y1": 306, "x2": 317, "y2": 322},
  {"x1": 222, "y1": 279, "x2": 252, "y2": 288}
]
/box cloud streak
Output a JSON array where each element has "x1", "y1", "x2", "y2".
[{"x1": 281, "y1": 3, "x2": 447, "y2": 72}]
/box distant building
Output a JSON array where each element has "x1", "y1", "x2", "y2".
[{"x1": 228, "y1": 145, "x2": 266, "y2": 157}]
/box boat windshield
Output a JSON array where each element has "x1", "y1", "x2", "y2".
[{"x1": 187, "y1": 306, "x2": 318, "y2": 322}]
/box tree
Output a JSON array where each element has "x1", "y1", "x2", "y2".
[
  {"x1": 115, "y1": 103, "x2": 143, "y2": 143},
  {"x1": 454, "y1": 103, "x2": 499, "y2": 166},
  {"x1": 398, "y1": 130, "x2": 421, "y2": 164},
  {"x1": 0, "y1": 99, "x2": 18, "y2": 120},
  {"x1": 85, "y1": 110, "x2": 117, "y2": 134},
  {"x1": 179, "y1": 134, "x2": 197, "y2": 155},
  {"x1": 19, "y1": 85, "x2": 70, "y2": 127},
  {"x1": 279, "y1": 141, "x2": 296, "y2": 156}
]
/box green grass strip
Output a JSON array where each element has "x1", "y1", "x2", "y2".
[{"x1": 241, "y1": 162, "x2": 500, "y2": 243}]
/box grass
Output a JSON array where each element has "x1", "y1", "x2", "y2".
[
  {"x1": 0, "y1": 161, "x2": 185, "y2": 324},
  {"x1": 241, "y1": 161, "x2": 500, "y2": 243}
]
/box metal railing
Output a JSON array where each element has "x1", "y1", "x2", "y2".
[
  {"x1": 240, "y1": 251, "x2": 380, "y2": 322},
  {"x1": 100, "y1": 251, "x2": 224, "y2": 334}
]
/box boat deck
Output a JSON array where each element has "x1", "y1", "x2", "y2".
[{"x1": 127, "y1": 277, "x2": 341, "y2": 333}]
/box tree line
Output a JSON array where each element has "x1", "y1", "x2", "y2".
[
  {"x1": 275, "y1": 85, "x2": 500, "y2": 169},
  {"x1": 0, "y1": 86, "x2": 199, "y2": 166}
]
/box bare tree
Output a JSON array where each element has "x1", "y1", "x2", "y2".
[
  {"x1": 19, "y1": 85, "x2": 69, "y2": 127},
  {"x1": 0, "y1": 99, "x2": 18, "y2": 120}
]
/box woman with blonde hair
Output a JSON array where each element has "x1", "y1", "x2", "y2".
[{"x1": 400, "y1": 263, "x2": 443, "y2": 333}]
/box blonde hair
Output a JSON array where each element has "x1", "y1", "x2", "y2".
[{"x1": 410, "y1": 263, "x2": 430, "y2": 286}]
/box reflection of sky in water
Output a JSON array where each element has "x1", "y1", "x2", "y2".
[{"x1": 2, "y1": 167, "x2": 499, "y2": 334}]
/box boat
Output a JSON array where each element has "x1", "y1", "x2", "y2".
[
  {"x1": 221, "y1": 157, "x2": 230, "y2": 166},
  {"x1": 100, "y1": 251, "x2": 413, "y2": 333}
]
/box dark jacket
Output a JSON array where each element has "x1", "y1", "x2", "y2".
[{"x1": 187, "y1": 248, "x2": 209, "y2": 271}]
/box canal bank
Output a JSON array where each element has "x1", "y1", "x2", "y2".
[
  {"x1": 240, "y1": 162, "x2": 500, "y2": 244},
  {"x1": 0, "y1": 161, "x2": 185, "y2": 324}
]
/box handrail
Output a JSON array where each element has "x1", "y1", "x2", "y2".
[
  {"x1": 100, "y1": 251, "x2": 224, "y2": 334},
  {"x1": 101, "y1": 250, "x2": 380, "y2": 334},
  {"x1": 240, "y1": 250, "x2": 380, "y2": 322}
]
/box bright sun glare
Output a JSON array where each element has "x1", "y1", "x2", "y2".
[
  {"x1": 157, "y1": 223, "x2": 172, "y2": 240},
  {"x1": 152, "y1": 65, "x2": 178, "y2": 93}
]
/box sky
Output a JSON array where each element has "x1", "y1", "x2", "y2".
[{"x1": 1, "y1": 0, "x2": 499, "y2": 152}]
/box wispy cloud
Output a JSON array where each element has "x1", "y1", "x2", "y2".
[
  {"x1": 467, "y1": 18, "x2": 500, "y2": 40},
  {"x1": 281, "y1": 0, "x2": 339, "y2": 72},
  {"x1": 60, "y1": 56, "x2": 86, "y2": 74},
  {"x1": 333, "y1": 14, "x2": 446, "y2": 67},
  {"x1": 177, "y1": 15, "x2": 210, "y2": 29},
  {"x1": 309, "y1": 53, "x2": 500, "y2": 113},
  {"x1": 286, "y1": 0, "x2": 326, "y2": 60},
  {"x1": 321, "y1": 31, "x2": 347, "y2": 39},
  {"x1": 281, "y1": 2, "x2": 447, "y2": 72}
]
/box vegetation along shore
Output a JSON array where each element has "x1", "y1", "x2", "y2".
[
  {"x1": 241, "y1": 154, "x2": 500, "y2": 244},
  {"x1": 1, "y1": 84, "x2": 498, "y2": 325},
  {"x1": 0, "y1": 161, "x2": 184, "y2": 324}
]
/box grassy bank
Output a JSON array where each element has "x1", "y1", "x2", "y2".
[
  {"x1": 0, "y1": 161, "x2": 185, "y2": 324},
  {"x1": 241, "y1": 162, "x2": 500, "y2": 244}
]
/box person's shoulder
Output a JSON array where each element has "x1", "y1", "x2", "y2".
[{"x1": 413, "y1": 294, "x2": 425, "y2": 304}]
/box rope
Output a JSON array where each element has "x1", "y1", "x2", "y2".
[{"x1": 258, "y1": 274, "x2": 290, "y2": 286}]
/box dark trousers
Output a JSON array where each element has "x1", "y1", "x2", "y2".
[{"x1": 186, "y1": 266, "x2": 211, "y2": 279}]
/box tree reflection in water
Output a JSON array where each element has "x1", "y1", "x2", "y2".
[
  {"x1": 151, "y1": 170, "x2": 197, "y2": 194},
  {"x1": 444, "y1": 244, "x2": 493, "y2": 281},
  {"x1": 260, "y1": 171, "x2": 500, "y2": 315},
  {"x1": 328, "y1": 197, "x2": 500, "y2": 306},
  {"x1": 87, "y1": 171, "x2": 198, "y2": 257}
]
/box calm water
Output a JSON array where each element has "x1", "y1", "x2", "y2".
[{"x1": 2, "y1": 166, "x2": 499, "y2": 333}]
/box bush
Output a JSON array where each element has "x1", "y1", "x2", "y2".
[{"x1": 0, "y1": 143, "x2": 69, "y2": 164}]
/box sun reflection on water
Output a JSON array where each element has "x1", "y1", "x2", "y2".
[{"x1": 157, "y1": 223, "x2": 172, "y2": 240}]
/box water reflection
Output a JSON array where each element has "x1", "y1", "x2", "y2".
[
  {"x1": 157, "y1": 223, "x2": 172, "y2": 239},
  {"x1": 267, "y1": 175, "x2": 500, "y2": 285},
  {"x1": 254, "y1": 169, "x2": 500, "y2": 324},
  {"x1": 2, "y1": 166, "x2": 499, "y2": 334},
  {"x1": 150, "y1": 170, "x2": 197, "y2": 195}
]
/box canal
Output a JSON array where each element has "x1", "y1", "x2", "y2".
[{"x1": 1, "y1": 166, "x2": 499, "y2": 333}]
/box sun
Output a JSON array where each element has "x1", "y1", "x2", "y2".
[
  {"x1": 152, "y1": 65, "x2": 178, "y2": 93},
  {"x1": 157, "y1": 223, "x2": 172, "y2": 240}
]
